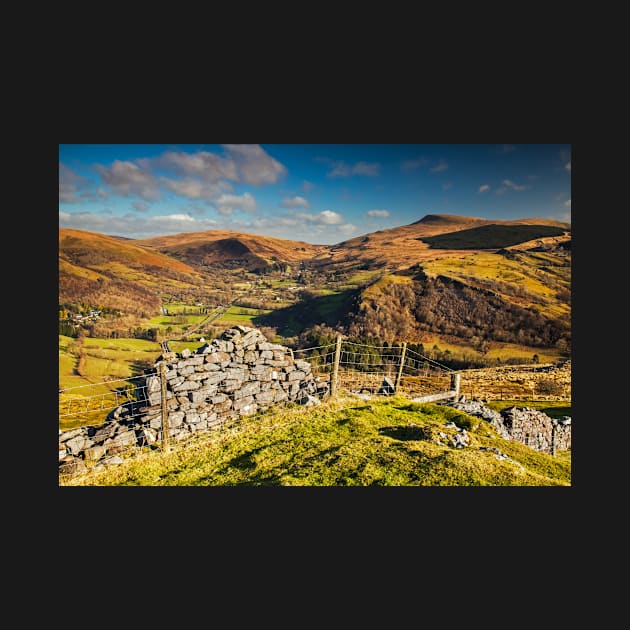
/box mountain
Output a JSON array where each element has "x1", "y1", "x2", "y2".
[
  {"x1": 316, "y1": 214, "x2": 570, "y2": 273},
  {"x1": 59, "y1": 228, "x2": 204, "y2": 318},
  {"x1": 137, "y1": 230, "x2": 326, "y2": 272}
]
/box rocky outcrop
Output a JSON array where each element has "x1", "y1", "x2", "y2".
[
  {"x1": 59, "y1": 326, "x2": 328, "y2": 475},
  {"x1": 447, "y1": 399, "x2": 571, "y2": 454}
]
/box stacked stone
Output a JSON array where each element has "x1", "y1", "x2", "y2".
[
  {"x1": 447, "y1": 400, "x2": 571, "y2": 454},
  {"x1": 59, "y1": 326, "x2": 327, "y2": 476},
  {"x1": 500, "y1": 407, "x2": 571, "y2": 453},
  {"x1": 448, "y1": 400, "x2": 509, "y2": 439}
]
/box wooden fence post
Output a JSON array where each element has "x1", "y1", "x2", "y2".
[
  {"x1": 159, "y1": 361, "x2": 170, "y2": 453},
  {"x1": 450, "y1": 372, "x2": 461, "y2": 401},
  {"x1": 330, "y1": 336, "x2": 342, "y2": 398},
  {"x1": 394, "y1": 342, "x2": 407, "y2": 392}
]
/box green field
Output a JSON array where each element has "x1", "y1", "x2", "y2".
[
  {"x1": 345, "y1": 270, "x2": 382, "y2": 286},
  {"x1": 144, "y1": 313, "x2": 207, "y2": 329},
  {"x1": 217, "y1": 306, "x2": 273, "y2": 325},
  {"x1": 269, "y1": 278, "x2": 298, "y2": 288},
  {"x1": 62, "y1": 396, "x2": 571, "y2": 486},
  {"x1": 59, "y1": 335, "x2": 165, "y2": 430}
]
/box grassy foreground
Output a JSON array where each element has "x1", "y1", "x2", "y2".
[{"x1": 62, "y1": 396, "x2": 571, "y2": 487}]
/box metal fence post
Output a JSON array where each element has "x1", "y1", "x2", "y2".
[
  {"x1": 159, "y1": 361, "x2": 170, "y2": 453},
  {"x1": 330, "y1": 336, "x2": 342, "y2": 398},
  {"x1": 394, "y1": 342, "x2": 407, "y2": 392}
]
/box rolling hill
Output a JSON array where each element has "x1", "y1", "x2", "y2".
[
  {"x1": 137, "y1": 230, "x2": 326, "y2": 272},
  {"x1": 313, "y1": 214, "x2": 570, "y2": 273},
  {"x1": 59, "y1": 228, "x2": 205, "y2": 318}
]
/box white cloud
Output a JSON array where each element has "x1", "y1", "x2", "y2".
[
  {"x1": 367, "y1": 209, "x2": 390, "y2": 218},
  {"x1": 281, "y1": 196, "x2": 311, "y2": 209},
  {"x1": 154, "y1": 145, "x2": 286, "y2": 186},
  {"x1": 156, "y1": 150, "x2": 237, "y2": 181},
  {"x1": 59, "y1": 167, "x2": 82, "y2": 203},
  {"x1": 95, "y1": 160, "x2": 160, "y2": 200},
  {"x1": 132, "y1": 201, "x2": 149, "y2": 212},
  {"x1": 430, "y1": 160, "x2": 449, "y2": 173},
  {"x1": 478, "y1": 184, "x2": 491, "y2": 193},
  {"x1": 93, "y1": 145, "x2": 286, "y2": 205},
  {"x1": 60, "y1": 163, "x2": 101, "y2": 203},
  {"x1": 326, "y1": 160, "x2": 380, "y2": 178},
  {"x1": 564, "y1": 199, "x2": 571, "y2": 208},
  {"x1": 352, "y1": 162, "x2": 380, "y2": 176},
  {"x1": 221, "y1": 144, "x2": 287, "y2": 185},
  {"x1": 60, "y1": 210, "x2": 218, "y2": 238},
  {"x1": 152, "y1": 213, "x2": 197, "y2": 222},
  {"x1": 301, "y1": 180, "x2": 315, "y2": 193},
  {"x1": 162, "y1": 177, "x2": 232, "y2": 201},
  {"x1": 213, "y1": 192, "x2": 257, "y2": 216},
  {"x1": 401, "y1": 158, "x2": 429, "y2": 171},
  {"x1": 565, "y1": 161, "x2": 571, "y2": 172},
  {"x1": 298, "y1": 209, "x2": 345, "y2": 225},
  {"x1": 496, "y1": 179, "x2": 528, "y2": 194},
  {"x1": 503, "y1": 179, "x2": 527, "y2": 191},
  {"x1": 338, "y1": 223, "x2": 357, "y2": 234}
]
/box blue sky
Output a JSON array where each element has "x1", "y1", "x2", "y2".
[{"x1": 59, "y1": 144, "x2": 571, "y2": 244}]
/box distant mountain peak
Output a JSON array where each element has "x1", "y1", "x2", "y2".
[{"x1": 413, "y1": 214, "x2": 485, "y2": 225}]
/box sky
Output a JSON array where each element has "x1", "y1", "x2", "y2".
[{"x1": 59, "y1": 144, "x2": 571, "y2": 244}]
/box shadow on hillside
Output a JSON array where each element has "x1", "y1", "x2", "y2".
[
  {"x1": 538, "y1": 405, "x2": 572, "y2": 419},
  {"x1": 252, "y1": 288, "x2": 358, "y2": 335},
  {"x1": 130, "y1": 359, "x2": 154, "y2": 377},
  {"x1": 199, "y1": 444, "x2": 345, "y2": 485},
  {"x1": 379, "y1": 425, "x2": 427, "y2": 441}
]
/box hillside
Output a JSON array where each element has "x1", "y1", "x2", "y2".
[
  {"x1": 59, "y1": 228, "x2": 205, "y2": 319},
  {"x1": 421, "y1": 223, "x2": 566, "y2": 250},
  {"x1": 314, "y1": 214, "x2": 570, "y2": 273},
  {"x1": 347, "y1": 273, "x2": 568, "y2": 350},
  {"x1": 61, "y1": 396, "x2": 571, "y2": 486},
  {"x1": 137, "y1": 230, "x2": 326, "y2": 272}
]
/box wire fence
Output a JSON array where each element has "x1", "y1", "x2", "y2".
[{"x1": 293, "y1": 340, "x2": 454, "y2": 399}]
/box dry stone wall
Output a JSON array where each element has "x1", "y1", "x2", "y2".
[
  {"x1": 447, "y1": 399, "x2": 571, "y2": 454},
  {"x1": 59, "y1": 326, "x2": 327, "y2": 475}
]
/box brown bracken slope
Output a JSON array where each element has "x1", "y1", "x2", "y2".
[
  {"x1": 59, "y1": 228, "x2": 204, "y2": 317},
  {"x1": 137, "y1": 230, "x2": 327, "y2": 269},
  {"x1": 314, "y1": 214, "x2": 570, "y2": 272}
]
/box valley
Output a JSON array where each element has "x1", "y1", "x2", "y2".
[{"x1": 59, "y1": 214, "x2": 570, "y2": 367}]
